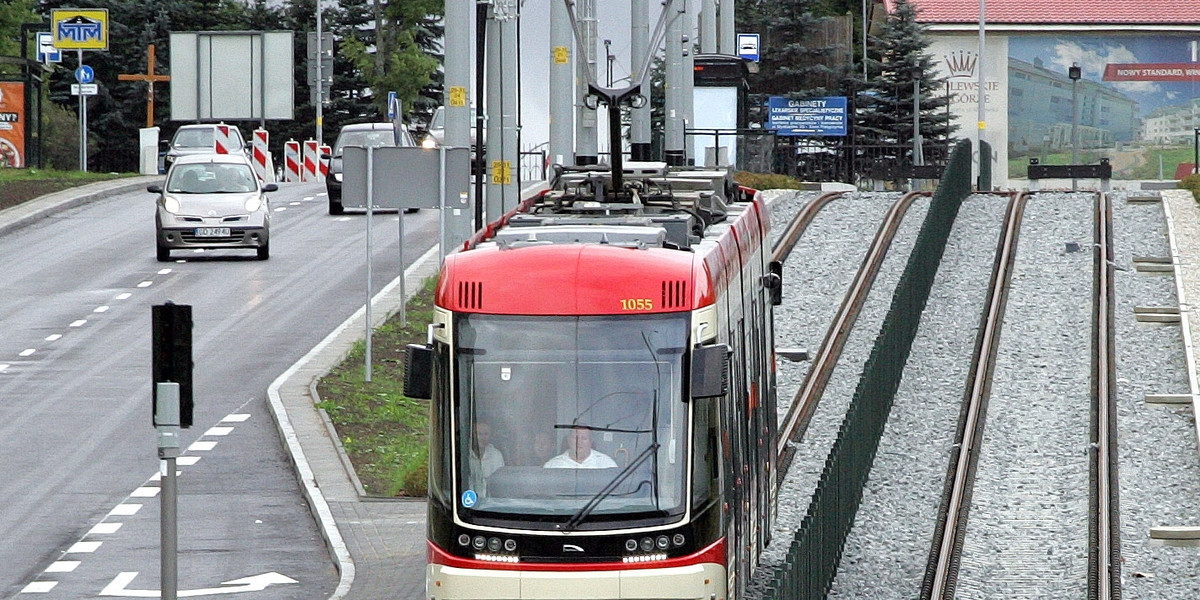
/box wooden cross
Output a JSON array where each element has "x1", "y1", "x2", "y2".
[{"x1": 118, "y1": 44, "x2": 171, "y2": 128}]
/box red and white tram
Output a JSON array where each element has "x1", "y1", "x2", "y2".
[{"x1": 406, "y1": 165, "x2": 781, "y2": 600}]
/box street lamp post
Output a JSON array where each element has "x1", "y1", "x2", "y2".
[
  {"x1": 976, "y1": 0, "x2": 986, "y2": 190},
  {"x1": 604, "y1": 39, "x2": 613, "y2": 87},
  {"x1": 1069, "y1": 63, "x2": 1081, "y2": 191}
]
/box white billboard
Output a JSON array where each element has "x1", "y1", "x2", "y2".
[{"x1": 170, "y1": 31, "x2": 293, "y2": 121}]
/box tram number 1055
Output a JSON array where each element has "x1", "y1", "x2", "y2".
[{"x1": 620, "y1": 298, "x2": 654, "y2": 311}]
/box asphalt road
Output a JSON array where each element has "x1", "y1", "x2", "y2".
[{"x1": 0, "y1": 181, "x2": 438, "y2": 599}]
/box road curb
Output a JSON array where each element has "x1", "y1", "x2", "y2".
[{"x1": 0, "y1": 176, "x2": 161, "y2": 237}]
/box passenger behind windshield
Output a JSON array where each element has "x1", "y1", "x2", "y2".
[
  {"x1": 544, "y1": 427, "x2": 617, "y2": 469},
  {"x1": 468, "y1": 420, "x2": 505, "y2": 495}
]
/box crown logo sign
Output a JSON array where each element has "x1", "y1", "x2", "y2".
[{"x1": 943, "y1": 50, "x2": 977, "y2": 77}]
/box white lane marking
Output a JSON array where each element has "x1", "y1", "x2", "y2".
[
  {"x1": 274, "y1": 207, "x2": 287, "y2": 212},
  {"x1": 44, "y1": 334, "x2": 62, "y2": 342},
  {"x1": 157, "y1": 268, "x2": 172, "y2": 275},
  {"x1": 0, "y1": 364, "x2": 9, "y2": 372},
  {"x1": 19, "y1": 581, "x2": 57, "y2": 593},
  {"x1": 89, "y1": 522, "x2": 122, "y2": 535},
  {"x1": 130, "y1": 487, "x2": 160, "y2": 498},
  {"x1": 70, "y1": 320, "x2": 86, "y2": 327},
  {"x1": 67, "y1": 541, "x2": 102, "y2": 553},
  {"x1": 222, "y1": 413, "x2": 251, "y2": 422},
  {"x1": 336, "y1": 216, "x2": 352, "y2": 222},
  {"x1": 45, "y1": 561, "x2": 80, "y2": 573},
  {"x1": 93, "y1": 306, "x2": 109, "y2": 313},
  {"x1": 100, "y1": 571, "x2": 297, "y2": 597},
  {"x1": 19, "y1": 349, "x2": 35, "y2": 357},
  {"x1": 289, "y1": 201, "x2": 301, "y2": 206},
  {"x1": 205, "y1": 426, "x2": 233, "y2": 437},
  {"x1": 137, "y1": 281, "x2": 152, "y2": 288},
  {"x1": 115, "y1": 293, "x2": 132, "y2": 300},
  {"x1": 189, "y1": 440, "x2": 218, "y2": 452},
  {"x1": 303, "y1": 196, "x2": 314, "y2": 201},
  {"x1": 177, "y1": 456, "x2": 201, "y2": 466},
  {"x1": 110, "y1": 504, "x2": 142, "y2": 516}
]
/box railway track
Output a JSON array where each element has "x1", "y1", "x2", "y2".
[
  {"x1": 772, "y1": 190, "x2": 930, "y2": 478},
  {"x1": 921, "y1": 191, "x2": 1121, "y2": 599}
]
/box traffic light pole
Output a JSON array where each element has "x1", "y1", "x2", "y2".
[{"x1": 156, "y1": 382, "x2": 181, "y2": 600}]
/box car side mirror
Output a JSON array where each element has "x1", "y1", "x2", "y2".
[
  {"x1": 261, "y1": 183, "x2": 278, "y2": 192},
  {"x1": 320, "y1": 153, "x2": 331, "y2": 160},
  {"x1": 147, "y1": 184, "x2": 163, "y2": 194},
  {"x1": 690, "y1": 343, "x2": 730, "y2": 400}
]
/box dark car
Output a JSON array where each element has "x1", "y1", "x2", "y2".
[{"x1": 326, "y1": 122, "x2": 416, "y2": 215}]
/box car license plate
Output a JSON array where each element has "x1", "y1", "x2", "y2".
[{"x1": 195, "y1": 227, "x2": 230, "y2": 237}]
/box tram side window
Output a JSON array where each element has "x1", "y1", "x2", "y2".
[
  {"x1": 429, "y1": 345, "x2": 453, "y2": 505},
  {"x1": 691, "y1": 399, "x2": 719, "y2": 508}
]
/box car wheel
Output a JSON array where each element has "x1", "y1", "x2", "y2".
[
  {"x1": 156, "y1": 246, "x2": 171, "y2": 262},
  {"x1": 257, "y1": 243, "x2": 270, "y2": 260},
  {"x1": 329, "y1": 198, "x2": 344, "y2": 215}
]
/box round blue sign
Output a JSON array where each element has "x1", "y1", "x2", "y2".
[
  {"x1": 461, "y1": 490, "x2": 477, "y2": 508},
  {"x1": 75, "y1": 65, "x2": 94, "y2": 84}
]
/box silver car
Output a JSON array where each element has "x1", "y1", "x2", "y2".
[
  {"x1": 150, "y1": 154, "x2": 275, "y2": 261},
  {"x1": 162, "y1": 123, "x2": 247, "y2": 173}
]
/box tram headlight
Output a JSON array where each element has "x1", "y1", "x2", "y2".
[
  {"x1": 473, "y1": 536, "x2": 487, "y2": 550},
  {"x1": 625, "y1": 539, "x2": 638, "y2": 552},
  {"x1": 504, "y1": 539, "x2": 517, "y2": 552},
  {"x1": 657, "y1": 535, "x2": 670, "y2": 550},
  {"x1": 457, "y1": 534, "x2": 471, "y2": 546},
  {"x1": 488, "y1": 537, "x2": 502, "y2": 552},
  {"x1": 640, "y1": 537, "x2": 654, "y2": 552},
  {"x1": 673, "y1": 533, "x2": 686, "y2": 547}
]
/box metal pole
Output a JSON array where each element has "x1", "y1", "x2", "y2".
[
  {"x1": 976, "y1": 0, "x2": 986, "y2": 189},
  {"x1": 155, "y1": 382, "x2": 181, "y2": 600},
  {"x1": 863, "y1": 0, "x2": 869, "y2": 79},
  {"x1": 315, "y1": 0, "x2": 323, "y2": 146},
  {"x1": 1072, "y1": 77, "x2": 1079, "y2": 191},
  {"x1": 718, "y1": 0, "x2": 735, "y2": 54},
  {"x1": 575, "y1": 0, "x2": 598, "y2": 165},
  {"x1": 630, "y1": 0, "x2": 651, "y2": 160},
  {"x1": 78, "y1": 49, "x2": 87, "y2": 172},
  {"x1": 664, "y1": 2, "x2": 684, "y2": 165},
  {"x1": 701, "y1": 0, "x2": 717, "y2": 53},
  {"x1": 550, "y1": 0, "x2": 574, "y2": 166},
  {"x1": 365, "y1": 146, "x2": 373, "y2": 383}
]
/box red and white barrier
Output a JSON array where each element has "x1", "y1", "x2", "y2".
[
  {"x1": 318, "y1": 144, "x2": 331, "y2": 181},
  {"x1": 283, "y1": 140, "x2": 301, "y2": 183},
  {"x1": 214, "y1": 124, "x2": 237, "y2": 155},
  {"x1": 251, "y1": 129, "x2": 276, "y2": 182},
  {"x1": 302, "y1": 139, "x2": 321, "y2": 182}
]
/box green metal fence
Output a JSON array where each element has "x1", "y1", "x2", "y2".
[{"x1": 752, "y1": 138, "x2": 974, "y2": 600}]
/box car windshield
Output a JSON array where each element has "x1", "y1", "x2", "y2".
[
  {"x1": 452, "y1": 313, "x2": 690, "y2": 529},
  {"x1": 166, "y1": 163, "x2": 257, "y2": 194},
  {"x1": 333, "y1": 128, "x2": 413, "y2": 155},
  {"x1": 172, "y1": 128, "x2": 242, "y2": 150}
]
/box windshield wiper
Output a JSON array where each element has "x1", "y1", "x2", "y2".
[{"x1": 562, "y1": 442, "x2": 658, "y2": 532}]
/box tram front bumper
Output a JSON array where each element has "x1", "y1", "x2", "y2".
[{"x1": 427, "y1": 562, "x2": 726, "y2": 600}]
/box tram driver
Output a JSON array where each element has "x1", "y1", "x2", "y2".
[{"x1": 543, "y1": 427, "x2": 617, "y2": 469}]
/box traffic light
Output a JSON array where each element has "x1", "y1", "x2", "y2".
[{"x1": 152, "y1": 303, "x2": 193, "y2": 428}]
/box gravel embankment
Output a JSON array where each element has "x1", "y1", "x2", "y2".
[
  {"x1": 827, "y1": 194, "x2": 1008, "y2": 597},
  {"x1": 758, "y1": 190, "x2": 931, "y2": 572}
]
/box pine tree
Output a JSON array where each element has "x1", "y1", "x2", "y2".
[{"x1": 855, "y1": 0, "x2": 956, "y2": 155}]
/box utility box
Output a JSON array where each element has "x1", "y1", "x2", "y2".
[
  {"x1": 139, "y1": 127, "x2": 159, "y2": 175},
  {"x1": 692, "y1": 54, "x2": 749, "y2": 167}
]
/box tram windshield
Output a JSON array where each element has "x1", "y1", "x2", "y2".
[{"x1": 453, "y1": 313, "x2": 691, "y2": 528}]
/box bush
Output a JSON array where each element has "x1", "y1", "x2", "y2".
[
  {"x1": 734, "y1": 171, "x2": 806, "y2": 191},
  {"x1": 1180, "y1": 174, "x2": 1200, "y2": 203}
]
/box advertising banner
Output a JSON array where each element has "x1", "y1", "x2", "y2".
[
  {"x1": 767, "y1": 96, "x2": 848, "y2": 136},
  {"x1": 0, "y1": 82, "x2": 25, "y2": 168}
]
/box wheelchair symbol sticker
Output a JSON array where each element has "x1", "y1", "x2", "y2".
[{"x1": 462, "y1": 490, "x2": 478, "y2": 508}]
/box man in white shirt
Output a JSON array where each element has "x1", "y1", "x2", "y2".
[{"x1": 544, "y1": 427, "x2": 617, "y2": 469}]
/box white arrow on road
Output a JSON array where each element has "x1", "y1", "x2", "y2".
[{"x1": 100, "y1": 571, "x2": 298, "y2": 597}]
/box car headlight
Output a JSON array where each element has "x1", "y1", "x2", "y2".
[
  {"x1": 333, "y1": 172, "x2": 343, "y2": 182},
  {"x1": 421, "y1": 137, "x2": 438, "y2": 149},
  {"x1": 163, "y1": 196, "x2": 181, "y2": 214},
  {"x1": 244, "y1": 196, "x2": 263, "y2": 212}
]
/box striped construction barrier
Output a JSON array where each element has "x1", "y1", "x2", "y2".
[
  {"x1": 214, "y1": 124, "x2": 237, "y2": 155},
  {"x1": 318, "y1": 144, "x2": 331, "y2": 180},
  {"x1": 283, "y1": 140, "x2": 301, "y2": 183},
  {"x1": 302, "y1": 139, "x2": 321, "y2": 182},
  {"x1": 251, "y1": 129, "x2": 276, "y2": 182}
]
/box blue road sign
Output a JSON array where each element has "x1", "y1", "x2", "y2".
[
  {"x1": 75, "y1": 65, "x2": 94, "y2": 84},
  {"x1": 737, "y1": 33, "x2": 760, "y2": 62},
  {"x1": 36, "y1": 32, "x2": 61, "y2": 63},
  {"x1": 387, "y1": 91, "x2": 397, "y2": 119},
  {"x1": 767, "y1": 96, "x2": 848, "y2": 136}
]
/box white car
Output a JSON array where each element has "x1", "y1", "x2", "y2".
[{"x1": 150, "y1": 153, "x2": 275, "y2": 261}]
